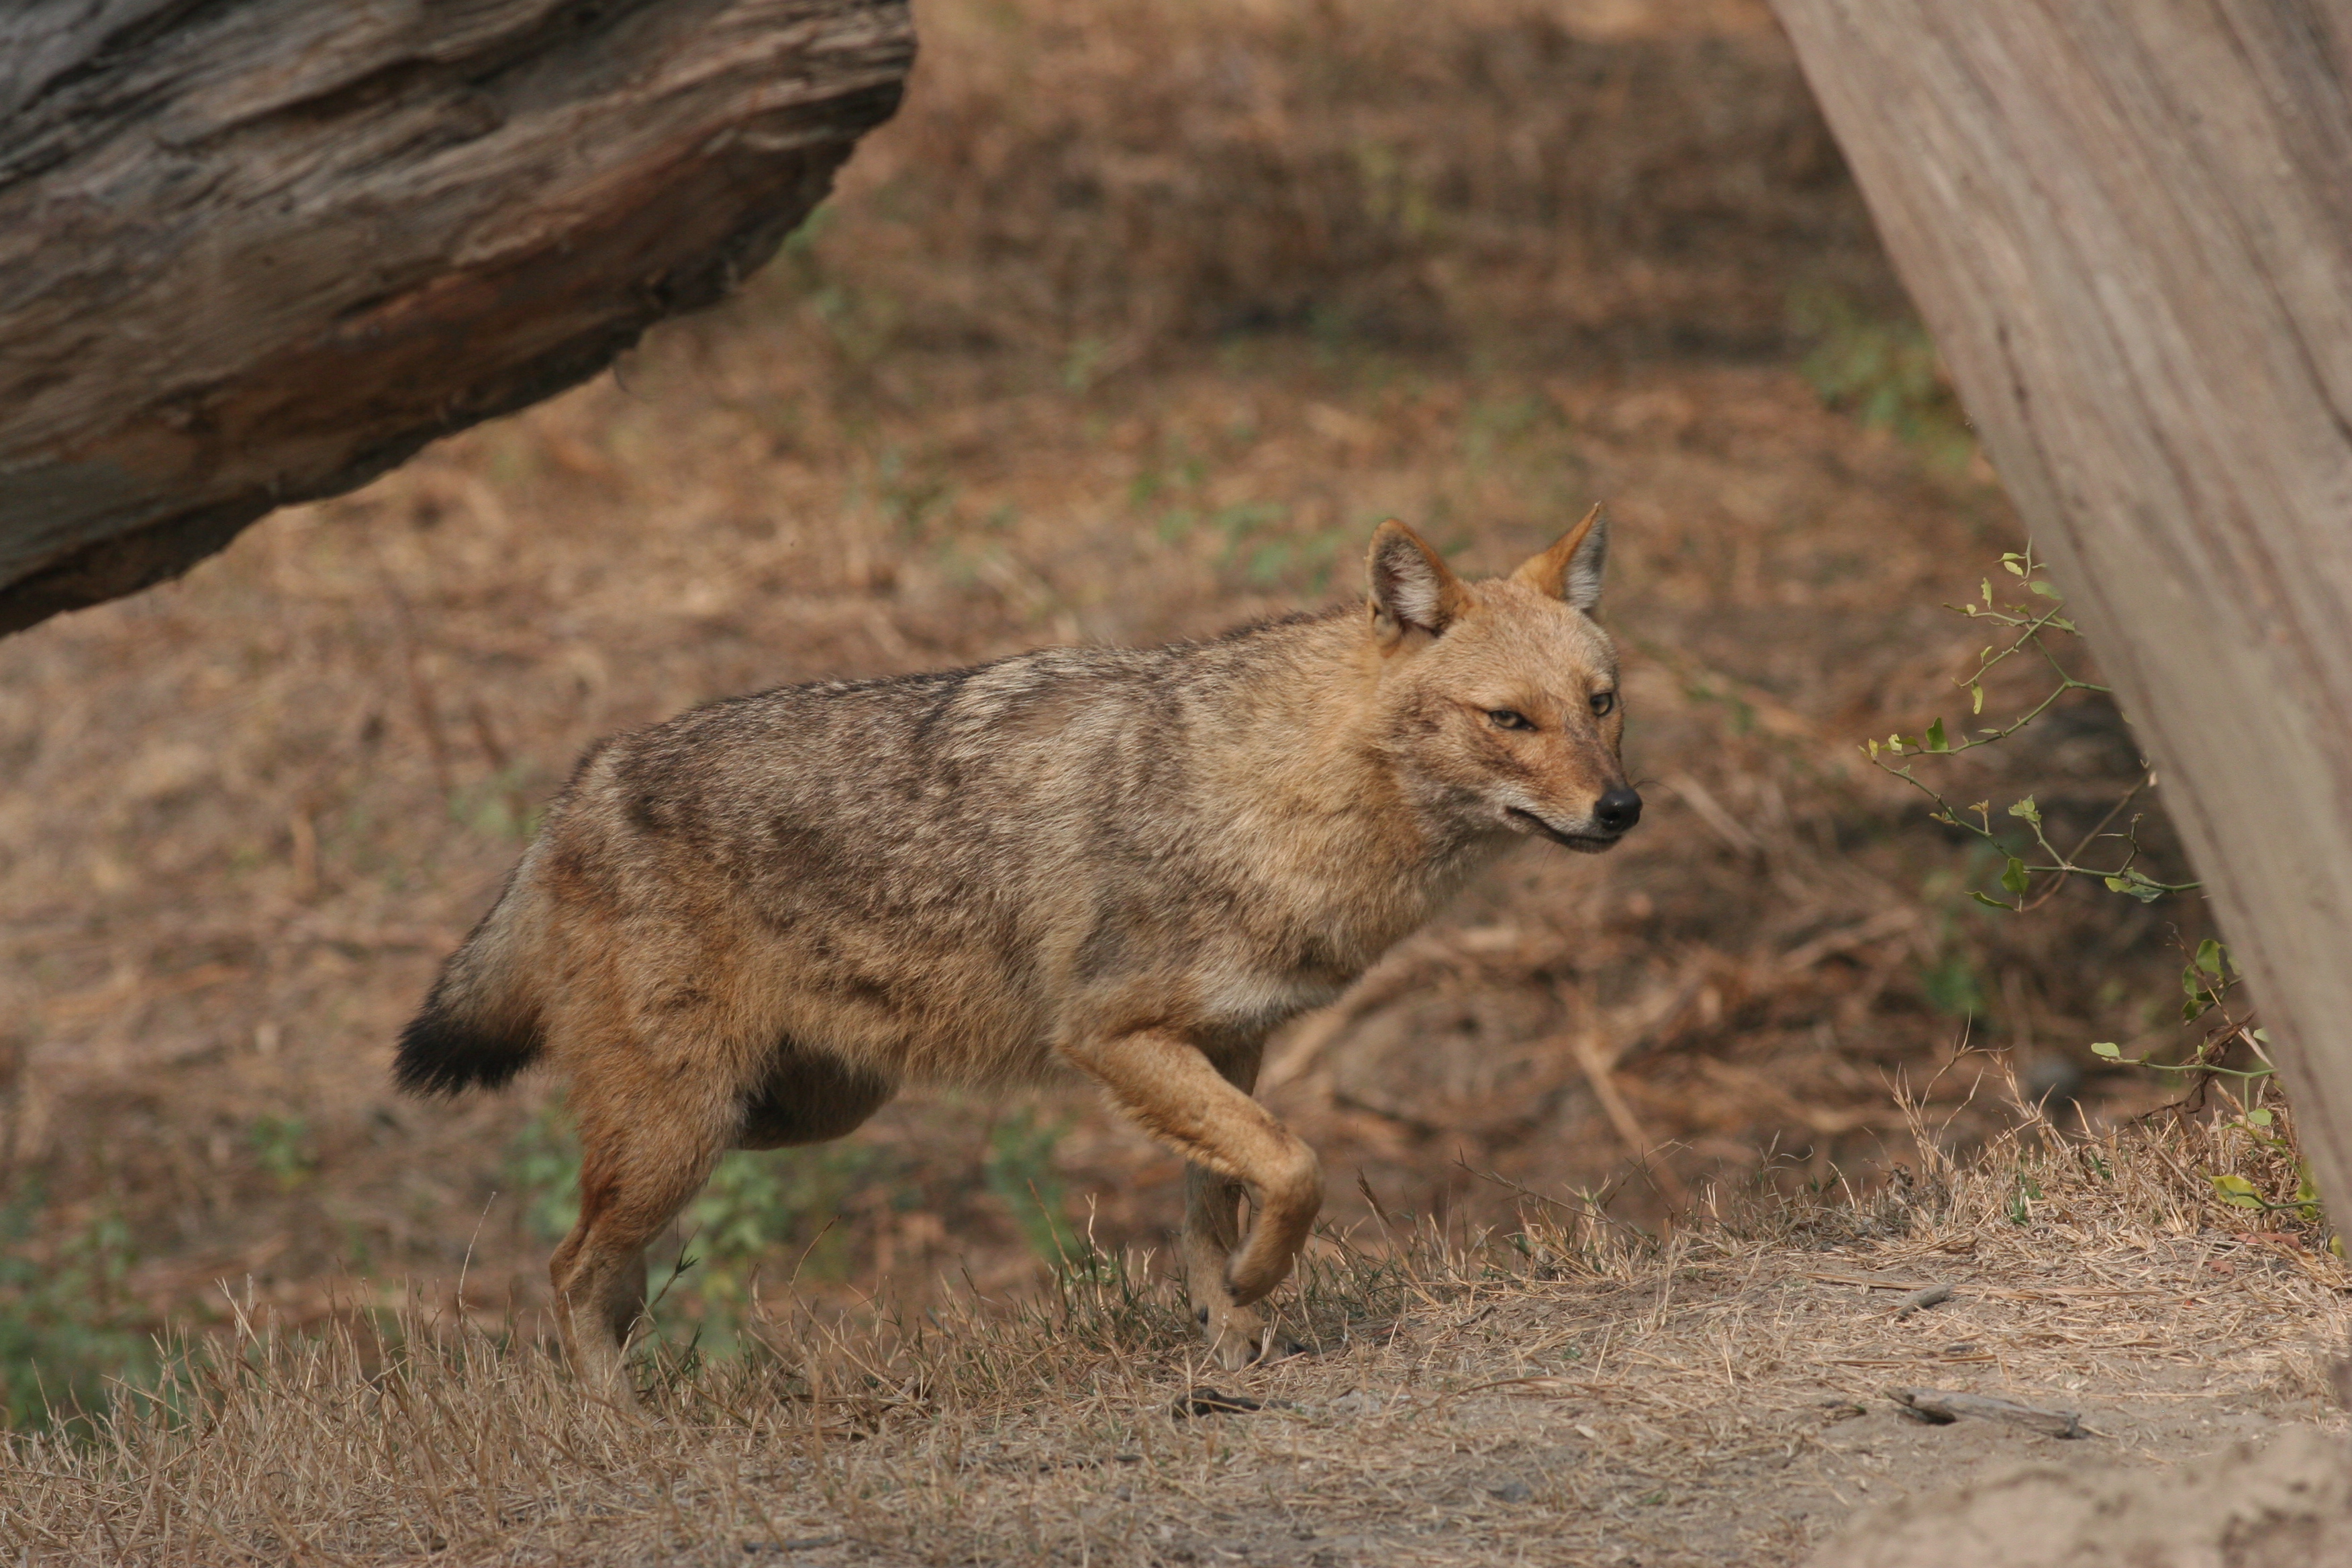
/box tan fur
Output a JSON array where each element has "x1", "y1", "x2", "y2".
[{"x1": 396, "y1": 516, "x2": 1638, "y2": 1396}]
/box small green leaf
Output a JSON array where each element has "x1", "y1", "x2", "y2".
[
  {"x1": 1970, "y1": 682, "x2": 1984, "y2": 716},
  {"x1": 2002, "y1": 556, "x2": 2026, "y2": 575},
  {"x1": 2253, "y1": 1028, "x2": 2271, "y2": 1044},
  {"x1": 2106, "y1": 871, "x2": 2163, "y2": 903},
  {"x1": 2210, "y1": 1178, "x2": 2264, "y2": 1210},
  {"x1": 2245, "y1": 1108, "x2": 2275, "y2": 1128},
  {"x1": 2048, "y1": 617, "x2": 2077, "y2": 632},
  {"x1": 2195, "y1": 938, "x2": 2226, "y2": 977},
  {"x1": 2007, "y1": 795, "x2": 2041, "y2": 825},
  {"x1": 2000, "y1": 856, "x2": 2030, "y2": 896},
  {"x1": 2028, "y1": 580, "x2": 2059, "y2": 598},
  {"x1": 1979, "y1": 579, "x2": 1992, "y2": 605},
  {"x1": 2090, "y1": 1042, "x2": 2122, "y2": 1060},
  {"x1": 1967, "y1": 890, "x2": 2014, "y2": 911},
  {"x1": 1924, "y1": 718, "x2": 1949, "y2": 752}
]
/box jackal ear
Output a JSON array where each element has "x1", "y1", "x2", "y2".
[
  {"x1": 1367, "y1": 520, "x2": 1467, "y2": 640},
  {"x1": 1512, "y1": 503, "x2": 1608, "y2": 612}
]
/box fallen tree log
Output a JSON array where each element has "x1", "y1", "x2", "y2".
[
  {"x1": 0, "y1": 0, "x2": 913, "y2": 635},
  {"x1": 1769, "y1": 3, "x2": 2352, "y2": 1231}
]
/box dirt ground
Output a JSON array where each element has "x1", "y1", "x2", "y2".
[{"x1": 0, "y1": 0, "x2": 2280, "y2": 1534}]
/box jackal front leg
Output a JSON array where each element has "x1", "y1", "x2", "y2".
[{"x1": 1069, "y1": 1028, "x2": 1322, "y2": 1369}]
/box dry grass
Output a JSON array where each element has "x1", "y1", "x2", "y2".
[
  {"x1": 0, "y1": 0, "x2": 2236, "y2": 1455},
  {"x1": 7, "y1": 1102, "x2": 2346, "y2": 1566}
]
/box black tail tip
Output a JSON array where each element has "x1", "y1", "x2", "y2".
[{"x1": 393, "y1": 1008, "x2": 540, "y2": 1097}]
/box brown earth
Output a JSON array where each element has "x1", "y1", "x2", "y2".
[
  {"x1": 1815, "y1": 1428, "x2": 2352, "y2": 1568},
  {"x1": 0, "y1": 0, "x2": 2262, "y2": 1498}
]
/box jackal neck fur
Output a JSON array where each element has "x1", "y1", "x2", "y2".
[{"x1": 1050, "y1": 605, "x2": 1513, "y2": 1015}]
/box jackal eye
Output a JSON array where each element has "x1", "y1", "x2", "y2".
[
  {"x1": 1486, "y1": 709, "x2": 1533, "y2": 731},
  {"x1": 1589, "y1": 691, "x2": 1617, "y2": 717}
]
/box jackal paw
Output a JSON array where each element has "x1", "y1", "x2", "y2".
[{"x1": 1193, "y1": 1300, "x2": 1307, "y2": 1370}]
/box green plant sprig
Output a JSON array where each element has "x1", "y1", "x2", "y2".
[
  {"x1": 2092, "y1": 940, "x2": 2270, "y2": 1083},
  {"x1": 1865, "y1": 548, "x2": 2200, "y2": 911},
  {"x1": 2092, "y1": 1034, "x2": 2272, "y2": 1082},
  {"x1": 1945, "y1": 549, "x2": 2107, "y2": 748}
]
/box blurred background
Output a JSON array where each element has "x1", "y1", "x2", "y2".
[{"x1": 0, "y1": 0, "x2": 2214, "y2": 1420}]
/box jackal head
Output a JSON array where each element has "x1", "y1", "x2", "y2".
[{"x1": 1364, "y1": 506, "x2": 1640, "y2": 853}]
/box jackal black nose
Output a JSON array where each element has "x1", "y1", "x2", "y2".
[{"x1": 1594, "y1": 787, "x2": 1643, "y2": 834}]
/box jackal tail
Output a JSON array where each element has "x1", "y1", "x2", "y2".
[{"x1": 394, "y1": 861, "x2": 548, "y2": 1097}]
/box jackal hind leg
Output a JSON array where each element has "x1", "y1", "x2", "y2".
[
  {"x1": 548, "y1": 1063, "x2": 736, "y2": 1404},
  {"x1": 1071, "y1": 1029, "x2": 1322, "y2": 1371}
]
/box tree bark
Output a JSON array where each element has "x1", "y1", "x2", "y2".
[
  {"x1": 0, "y1": 0, "x2": 913, "y2": 635},
  {"x1": 1768, "y1": 3, "x2": 2352, "y2": 1218}
]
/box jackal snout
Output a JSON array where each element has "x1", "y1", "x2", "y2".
[
  {"x1": 1514, "y1": 780, "x2": 1643, "y2": 852},
  {"x1": 1594, "y1": 785, "x2": 1643, "y2": 833}
]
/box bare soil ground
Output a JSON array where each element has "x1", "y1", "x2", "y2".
[{"x1": 1, "y1": 0, "x2": 2316, "y2": 1557}]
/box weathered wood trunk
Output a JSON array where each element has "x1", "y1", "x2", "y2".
[
  {"x1": 0, "y1": 0, "x2": 913, "y2": 634},
  {"x1": 1769, "y1": 3, "x2": 2352, "y2": 1220}
]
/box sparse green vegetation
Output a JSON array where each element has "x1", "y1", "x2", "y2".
[
  {"x1": 981, "y1": 1108, "x2": 1087, "y2": 1272},
  {"x1": 507, "y1": 1101, "x2": 583, "y2": 1246},
  {"x1": 0, "y1": 1182, "x2": 153, "y2": 1431},
  {"x1": 448, "y1": 763, "x2": 545, "y2": 844},
  {"x1": 246, "y1": 1114, "x2": 315, "y2": 1193},
  {"x1": 682, "y1": 1144, "x2": 887, "y2": 1314},
  {"x1": 1792, "y1": 288, "x2": 1975, "y2": 469}
]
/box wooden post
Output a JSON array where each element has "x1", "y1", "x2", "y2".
[
  {"x1": 0, "y1": 0, "x2": 913, "y2": 634},
  {"x1": 1769, "y1": 2, "x2": 2352, "y2": 1218}
]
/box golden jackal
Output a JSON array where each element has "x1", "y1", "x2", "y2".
[{"x1": 397, "y1": 510, "x2": 1640, "y2": 1394}]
